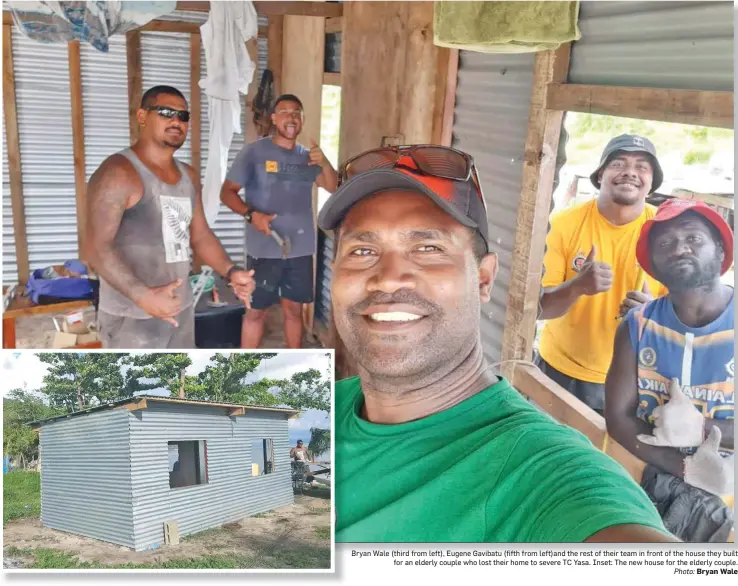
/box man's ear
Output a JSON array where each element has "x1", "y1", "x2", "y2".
[
  {"x1": 136, "y1": 108, "x2": 147, "y2": 128},
  {"x1": 479, "y1": 253, "x2": 498, "y2": 303}
]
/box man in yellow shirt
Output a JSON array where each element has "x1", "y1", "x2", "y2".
[{"x1": 537, "y1": 135, "x2": 668, "y2": 414}]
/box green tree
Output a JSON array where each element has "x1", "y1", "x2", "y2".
[
  {"x1": 308, "y1": 427, "x2": 330, "y2": 460},
  {"x1": 38, "y1": 353, "x2": 127, "y2": 410},
  {"x1": 267, "y1": 368, "x2": 330, "y2": 412},
  {"x1": 193, "y1": 353, "x2": 278, "y2": 403},
  {"x1": 123, "y1": 353, "x2": 194, "y2": 398},
  {"x1": 3, "y1": 388, "x2": 62, "y2": 465}
]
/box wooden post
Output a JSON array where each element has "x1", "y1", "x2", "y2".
[
  {"x1": 2, "y1": 24, "x2": 30, "y2": 284},
  {"x1": 244, "y1": 38, "x2": 260, "y2": 144},
  {"x1": 190, "y1": 33, "x2": 202, "y2": 178},
  {"x1": 267, "y1": 15, "x2": 284, "y2": 96},
  {"x1": 281, "y1": 15, "x2": 325, "y2": 337},
  {"x1": 126, "y1": 31, "x2": 142, "y2": 144},
  {"x1": 431, "y1": 48, "x2": 459, "y2": 146},
  {"x1": 68, "y1": 41, "x2": 87, "y2": 257},
  {"x1": 500, "y1": 44, "x2": 572, "y2": 380}
]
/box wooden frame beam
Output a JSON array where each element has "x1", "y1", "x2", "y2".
[
  {"x1": 267, "y1": 15, "x2": 284, "y2": 96},
  {"x1": 323, "y1": 71, "x2": 340, "y2": 86},
  {"x1": 500, "y1": 44, "x2": 571, "y2": 377},
  {"x1": 124, "y1": 399, "x2": 148, "y2": 411},
  {"x1": 431, "y1": 48, "x2": 458, "y2": 147},
  {"x1": 175, "y1": 1, "x2": 343, "y2": 17},
  {"x1": 68, "y1": 40, "x2": 87, "y2": 257},
  {"x1": 2, "y1": 24, "x2": 30, "y2": 284},
  {"x1": 229, "y1": 407, "x2": 246, "y2": 416},
  {"x1": 126, "y1": 31, "x2": 142, "y2": 144},
  {"x1": 137, "y1": 19, "x2": 201, "y2": 34},
  {"x1": 325, "y1": 16, "x2": 342, "y2": 34},
  {"x1": 512, "y1": 364, "x2": 646, "y2": 482},
  {"x1": 546, "y1": 83, "x2": 734, "y2": 129}
]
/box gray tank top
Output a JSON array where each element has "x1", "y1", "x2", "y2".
[{"x1": 99, "y1": 148, "x2": 195, "y2": 319}]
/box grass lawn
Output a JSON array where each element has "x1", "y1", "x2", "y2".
[{"x1": 3, "y1": 471, "x2": 40, "y2": 525}]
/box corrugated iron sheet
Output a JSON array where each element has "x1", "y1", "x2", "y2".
[
  {"x1": 40, "y1": 409, "x2": 134, "y2": 549},
  {"x1": 452, "y1": 50, "x2": 535, "y2": 363},
  {"x1": 11, "y1": 29, "x2": 79, "y2": 275},
  {"x1": 129, "y1": 403, "x2": 293, "y2": 551},
  {"x1": 314, "y1": 230, "x2": 334, "y2": 328},
  {"x1": 80, "y1": 34, "x2": 129, "y2": 180},
  {"x1": 570, "y1": 1, "x2": 734, "y2": 91}
]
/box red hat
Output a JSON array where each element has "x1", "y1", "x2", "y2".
[{"x1": 636, "y1": 199, "x2": 734, "y2": 278}]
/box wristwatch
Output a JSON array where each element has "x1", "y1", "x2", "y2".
[
  {"x1": 243, "y1": 210, "x2": 253, "y2": 223},
  {"x1": 225, "y1": 264, "x2": 245, "y2": 284}
]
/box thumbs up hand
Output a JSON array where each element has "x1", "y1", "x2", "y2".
[
  {"x1": 136, "y1": 279, "x2": 183, "y2": 327},
  {"x1": 683, "y1": 427, "x2": 734, "y2": 496},
  {"x1": 637, "y1": 378, "x2": 705, "y2": 448},
  {"x1": 618, "y1": 276, "x2": 655, "y2": 318},
  {"x1": 308, "y1": 139, "x2": 327, "y2": 167},
  {"x1": 573, "y1": 245, "x2": 613, "y2": 296}
]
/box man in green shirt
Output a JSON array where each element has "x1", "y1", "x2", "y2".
[{"x1": 318, "y1": 145, "x2": 676, "y2": 543}]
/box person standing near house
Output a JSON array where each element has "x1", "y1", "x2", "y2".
[
  {"x1": 220, "y1": 94, "x2": 338, "y2": 349},
  {"x1": 85, "y1": 85, "x2": 255, "y2": 349},
  {"x1": 290, "y1": 439, "x2": 313, "y2": 463},
  {"x1": 537, "y1": 135, "x2": 669, "y2": 415},
  {"x1": 605, "y1": 200, "x2": 734, "y2": 541}
]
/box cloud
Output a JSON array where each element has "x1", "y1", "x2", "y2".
[
  {"x1": 1, "y1": 354, "x2": 49, "y2": 396},
  {"x1": 244, "y1": 352, "x2": 332, "y2": 384}
]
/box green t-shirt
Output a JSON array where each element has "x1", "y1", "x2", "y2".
[{"x1": 335, "y1": 376, "x2": 667, "y2": 543}]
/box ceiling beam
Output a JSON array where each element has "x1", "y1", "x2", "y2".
[{"x1": 175, "y1": 1, "x2": 343, "y2": 17}]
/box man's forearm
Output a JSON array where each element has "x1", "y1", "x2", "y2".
[
  {"x1": 539, "y1": 280, "x2": 583, "y2": 320},
  {"x1": 705, "y1": 418, "x2": 734, "y2": 450},
  {"x1": 89, "y1": 245, "x2": 149, "y2": 303},
  {"x1": 609, "y1": 416, "x2": 686, "y2": 478},
  {"x1": 221, "y1": 186, "x2": 249, "y2": 216},
  {"x1": 318, "y1": 162, "x2": 338, "y2": 193},
  {"x1": 192, "y1": 229, "x2": 235, "y2": 277}
]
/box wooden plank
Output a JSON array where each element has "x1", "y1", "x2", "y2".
[
  {"x1": 323, "y1": 71, "x2": 340, "y2": 86},
  {"x1": 3, "y1": 24, "x2": 30, "y2": 285},
  {"x1": 126, "y1": 31, "x2": 142, "y2": 144},
  {"x1": 282, "y1": 15, "x2": 325, "y2": 336},
  {"x1": 267, "y1": 15, "x2": 284, "y2": 96},
  {"x1": 229, "y1": 407, "x2": 246, "y2": 416},
  {"x1": 124, "y1": 399, "x2": 148, "y2": 411},
  {"x1": 431, "y1": 48, "x2": 458, "y2": 146},
  {"x1": 512, "y1": 364, "x2": 645, "y2": 483},
  {"x1": 500, "y1": 45, "x2": 571, "y2": 379},
  {"x1": 244, "y1": 38, "x2": 260, "y2": 144},
  {"x1": 340, "y1": 2, "x2": 438, "y2": 161},
  {"x1": 137, "y1": 19, "x2": 201, "y2": 34},
  {"x1": 68, "y1": 41, "x2": 88, "y2": 257},
  {"x1": 546, "y1": 83, "x2": 734, "y2": 129},
  {"x1": 190, "y1": 33, "x2": 202, "y2": 178},
  {"x1": 3, "y1": 296, "x2": 93, "y2": 320},
  {"x1": 3, "y1": 317, "x2": 17, "y2": 349},
  {"x1": 2, "y1": 11, "x2": 11, "y2": 25},
  {"x1": 670, "y1": 189, "x2": 734, "y2": 210},
  {"x1": 325, "y1": 16, "x2": 342, "y2": 34},
  {"x1": 175, "y1": 1, "x2": 343, "y2": 17}
]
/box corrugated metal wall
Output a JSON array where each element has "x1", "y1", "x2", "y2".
[
  {"x1": 39, "y1": 409, "x2": 134, "y2": 548},
  {"x1": 452, "y1": 51, "x2": 535, "y2": 364},
  {"x1": 11, "y1": 29, "x2": 78, "y2": 278},
  {"x1": 129, "y1": 403, "x2": 292, "y2": 551},
  {"x1": 570, "y1": 1, "x2": 734, "y2": 91}
]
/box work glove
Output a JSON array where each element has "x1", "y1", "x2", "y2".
[
  {"x1": 637, "y1": 378, "x2": 704, "y2": 448},
  {"x1": 683, "y1": 427, "x2": 734, "y2": 497}
]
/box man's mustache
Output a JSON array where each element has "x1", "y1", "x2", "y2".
[{"x1": 349, "y1": 289, "x2": 441, "y2": 315}]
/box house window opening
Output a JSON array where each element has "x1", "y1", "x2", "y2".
[
  {"x1": 251, "y1": 439, "x2": 274, "y2": 476},
  {"x1": 168, "y1": 440, "x2": 208, "y2": 489}
]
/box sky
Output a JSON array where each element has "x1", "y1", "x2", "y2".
[{"x1": 2, "y1": 351, "x2": 332, "y2": 448}]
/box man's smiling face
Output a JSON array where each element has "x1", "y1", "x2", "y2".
[
  {"x1": 598, "y1": 152, "x2": 653, "y2": 206},
  {"x1": 331, "y1": 190, "x2": 497, "y2": 381}
]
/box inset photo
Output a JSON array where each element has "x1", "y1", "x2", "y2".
[{"x1": 2, "y1": 350, "x2": 333, "y2": 571}]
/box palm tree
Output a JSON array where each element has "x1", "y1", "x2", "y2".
[{"x1": 308, "y1": 427, "x2": 330, "y2": 460}]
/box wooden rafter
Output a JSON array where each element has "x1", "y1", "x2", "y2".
[
  {"x1": 126, "y1": 31, "x2": 142, "y2": 143},
  {"x1": 175, "y1": 1, "x2": 343, "y2": 17}
]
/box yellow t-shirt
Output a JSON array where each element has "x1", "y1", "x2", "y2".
[{"x1": 538, "y1": 200, "x2": 667, "y2": 384}]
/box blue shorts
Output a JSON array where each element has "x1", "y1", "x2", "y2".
[{"x1": 246, "y1": 255, "x2": 314, "y2": 310}]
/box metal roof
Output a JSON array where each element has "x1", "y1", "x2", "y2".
[{"x1": 29, "y1": 395, "x2": 300, "y2": 427}]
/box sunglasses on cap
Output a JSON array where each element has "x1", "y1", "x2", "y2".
[
  {"x1": 147, "y1": 106, "x2": 190, "y2": 123},
  {"x1": 339, "y1": 145, "x2": 486, "y2": 209}
]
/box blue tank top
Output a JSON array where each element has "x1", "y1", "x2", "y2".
[{"x1": 625, "y1": 292, "x2": 734, "y2": 456}]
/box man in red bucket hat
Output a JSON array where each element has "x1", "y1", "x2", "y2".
[{"x1": 605, "y1": 199, "x2": 734, "y2": 542}]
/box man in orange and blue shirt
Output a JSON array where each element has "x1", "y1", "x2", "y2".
[{"x1": 605, "y1": 199, "x2": 734, "y2": 541}]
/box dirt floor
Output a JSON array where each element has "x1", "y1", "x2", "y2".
[
  {"x1": 3, "y1": 490, "x2": 331, "y2": 569},
  {"x1": 14, "y1": 305, "x2": 322, "y2": 349}
]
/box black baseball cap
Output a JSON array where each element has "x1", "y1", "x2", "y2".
[{"x1": 590, "y1": 134, "x2": 663, "y2": 193}]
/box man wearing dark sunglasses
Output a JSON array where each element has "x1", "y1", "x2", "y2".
[
  {"x1": 85, "y1": 85, "x2": 255, "y2": 349},
  {"x1": 318, "y1": 145, "x2": 676, "y2": 543},
  {"x1": 220, "y1": 94, "x2": 338, "y2": 349}
]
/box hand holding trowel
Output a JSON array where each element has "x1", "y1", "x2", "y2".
[{"x1": 249, "y1": 211, "x2": 291, "y2": 258}]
